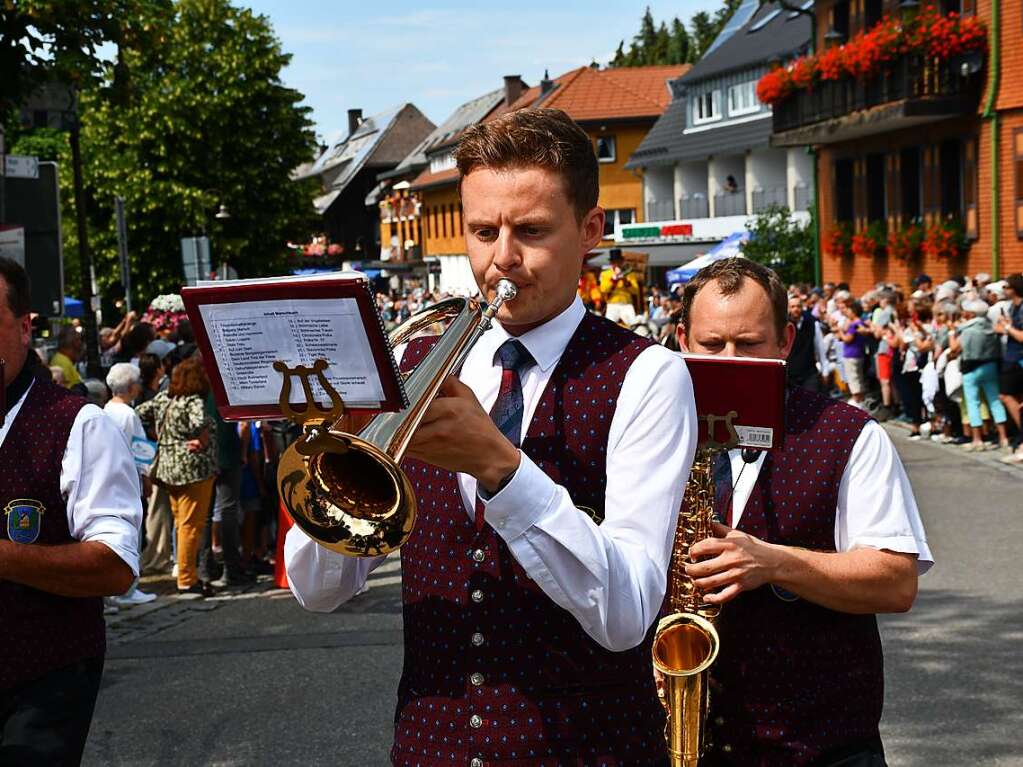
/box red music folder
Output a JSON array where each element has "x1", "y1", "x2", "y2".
[
  {"x1": 682, "y1": 354, "x2": 787, "y2": 451},
  {"x1": 181, "y1": 272, "x2": 406, "y2": 421}
]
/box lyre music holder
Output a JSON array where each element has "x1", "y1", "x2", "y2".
[{"x1": 273, "y1": 359, "x2": 350, "y2": 457}]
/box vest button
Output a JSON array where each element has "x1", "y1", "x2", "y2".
[
  {"x1": 469, "y1": 714, "x2": 483, "y2": 729},
  {"x1": 470, "y1": 672, "x2": 484, "y2": 686},
  {"x1": 470, "y1": 589, "x2": 484, "y2": 603},
  {"x1": 470, "y1": 759, "x2": 484, "y2": 767},
  {"x1": 471, "y1": 548, "x2": 485, "y2": 563},
  {"x1": 471, "y1": 632, "x2": 485, "y2": 646}
]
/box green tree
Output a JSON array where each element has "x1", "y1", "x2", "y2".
[
  {"x1": 651, "y1": 22, "x2": 672, "y2": 66},
  {"x1": 64, "y1": 0, "x2": 318, "y2": 302},
  {"x1": 668, "y1": 17, "x2": 690, "y2": 66},
  {"x1": 637, "y1": 7, "x2": 658, "y2": 64},
  {"x1": 742, "y1": 205, "x2": 817, "y2": 285},
  {"x1": 0, "y1": 1, "x2": 170, "y2": 116},
  {"x1": 688, "y1": 11, "x2": 718, "y2": 62}
]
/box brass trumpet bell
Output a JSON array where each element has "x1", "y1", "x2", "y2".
[{"x1": 278, "y1": 280, "x2": 518, "y2": 558}]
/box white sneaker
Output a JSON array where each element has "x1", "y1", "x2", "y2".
[
  {"x1": 113, "y1": 589, "x2": 158, "y2": 606},
  {"x1": 103, "y1": 598, "x2": 120, "y2": 615},
  {"x1": 171, "y1": 563, "x2": 179, "y2": 578}
]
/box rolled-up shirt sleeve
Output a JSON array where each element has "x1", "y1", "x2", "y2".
[
  {"x1": 836, "y1": 421, "x2": 933, "y2": 574},
  {"x1": 284, "y1": 526, "x2": 387, "y2": 612},
  {"x1": 62, "y1": 405, "x2": 143, "y2": 576},
  {"x1": 481, "y1": 346, "x2": 697, "y2": 651}
]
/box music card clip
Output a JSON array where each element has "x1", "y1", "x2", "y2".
[{"x1": 274, "y1": 359, "x2": 350, "y2": 457}]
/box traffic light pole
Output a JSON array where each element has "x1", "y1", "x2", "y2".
[{"x1": 69, "y1": 111, "x2": 101, "y2": 377}]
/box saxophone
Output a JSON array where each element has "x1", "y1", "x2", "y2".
[{"x1": 652, "y1": 442, "x2": 724, "y2": 767}]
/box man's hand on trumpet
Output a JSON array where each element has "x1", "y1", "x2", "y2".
[{"x1": 406, "y1": 376, "x2": 521, "y2": 495}]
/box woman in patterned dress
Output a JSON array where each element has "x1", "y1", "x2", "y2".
[{"x1": 137, "y1": 356, "x2": 218, "y2": 597}]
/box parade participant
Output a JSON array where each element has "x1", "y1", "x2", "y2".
[
  {"x1": 600, "y1": 248, "x2": 642, "y2": 326},
  {"x1": 0, "y1": 257, "x2": 142, "y2": 765},
  {"x1": 286, "y1": 108, "x2": 697, "y2": 766},
  {"x1": 676, "y1": 257, "x2": 932, "y2": 767}
]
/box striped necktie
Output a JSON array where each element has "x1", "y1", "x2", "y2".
[{"x1": 490, "y1": 339, "x2": 535, "y2": 448}]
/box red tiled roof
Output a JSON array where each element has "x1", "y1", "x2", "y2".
[{"x1": 508, "y1": 64, "x2": 689, "y2": 122}]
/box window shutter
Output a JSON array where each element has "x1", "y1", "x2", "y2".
[
  {"x1": 963, "y1": 137, "x2": 978, "y2": 239},
  {"x1": 1015, "y1": 129, "x2": 1023, "y2": 240},
  {"x1": 886, "y1": 153, "x2": 901, "y2": 230},
  {"x1": 921, "y1": 145, "x2": 937, "y2": 223},
  {"x1": 853, "y1": 157, "x2": 867, "y2": 231}
]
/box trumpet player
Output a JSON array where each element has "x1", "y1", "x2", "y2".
[
  {"x1": 676, "y1": 258, "x2": 933, "y2": 767},
  {"x1": 286, "y1": 108, "x2": 698, "y2": 766}
]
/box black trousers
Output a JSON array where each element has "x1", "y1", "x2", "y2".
[{"x1": 0, "y1": 656, "x2": 104, "y2": 767}]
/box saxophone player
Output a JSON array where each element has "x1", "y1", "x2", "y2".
[
  {"x1": 286, "y1": 108, "x2": 698, "y2": 766},
  {"x1": 676, "y1": 258, "x2": 932, "y2": 767}
]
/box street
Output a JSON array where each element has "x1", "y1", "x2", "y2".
[{"x1": 84, "y1": 428, "x2": 1023, "y2": 767}]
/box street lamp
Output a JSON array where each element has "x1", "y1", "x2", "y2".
[
  {"x1": 215, "y1": 203, "x2": 231, "y2": 220},
  {"x1": 898, "y1": 0, "x2": 919, "y2": 22}
]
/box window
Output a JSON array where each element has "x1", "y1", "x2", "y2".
[
  {"x1": 693, "y1": 90, "x2": 721, "y2": 125},
  {"x1": 834, "y1": 158, "x2": 855, "y2": 223},
  {"x1": 595, "y1": 136, "x2": 616, "y2": 163},
  {"x1": 900, "y1": 147, "x2": 921, "y2": 220},
  {"x1": 866, "y1": 153, "x2": 886, "y2": 222},
  {"x1": 603, "y1": 208, "x2": 634, "y2": 238},
  {"x1": 429, "y1": 150, "x2": 456, "y2": 174},
  {"x1": 864, "y1": 0, "x2": 883, "y2": 29},
  {"x1": 727, "y1": 81, "x2": 759, "y2": 117},
  {"x1": 939, "y1": 139, "x2": 962, "y2": 217}
]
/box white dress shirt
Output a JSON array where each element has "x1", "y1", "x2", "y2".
[
  {"x1": 726, "y1": 420, "x2": 933, "y2": 573},
  {"x1": 1, "y1": 382, "x2": 143, "y2": 576},
  {"x1": 286, "y1": 296, "x2": 698, "y2": 651}
]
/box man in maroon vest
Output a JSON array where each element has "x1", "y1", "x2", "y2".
[
  {"x1": 287, "y1": 108, "x2": 698, "y2": 766},
  {"x1": 676, "y1": 258, "x2": 933, "y2": 767},
  {"x1": 0, "y1": 257, "x2": 142, "y2": 765}
]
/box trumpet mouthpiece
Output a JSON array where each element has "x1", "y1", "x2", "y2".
[{"x1": 496, "y1": 279, "x2": 518, "y2": 301}]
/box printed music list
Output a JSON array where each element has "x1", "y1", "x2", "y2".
[{"x1": 198, "y1": 297, "x2": 387, "y2": 409}]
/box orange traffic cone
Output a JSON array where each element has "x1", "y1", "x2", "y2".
[{"x1": 274, "y1": 501, "x2": 294, "y2": 590}]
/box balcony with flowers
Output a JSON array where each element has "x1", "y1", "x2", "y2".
[{"x1": 760, "y1": 6, "x2": 986, "y2": 146}]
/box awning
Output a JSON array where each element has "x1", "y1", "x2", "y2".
[
  {"x1": 664, "y1": 232, "x2": 750, "y2": 285},
  {"x1": 63, "y1": 296, "x2": 84, "y2": 318},
  {"x1": 588, "y1": 242, "x2": 708, "y2": 268}
]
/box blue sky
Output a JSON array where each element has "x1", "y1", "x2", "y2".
[{"x1": 245, "y1": 0, "x2": 723, "y2": 142}]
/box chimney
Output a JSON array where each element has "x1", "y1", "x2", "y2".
[
  {"x1": 540, "y1": 69, "x2": 554, "y2": 97},
  {"x1": 503, "y1": 75, "x2": 525, "y2": 107},
  {"x1": 347, "y1": 108, "x2": 363, "y2": 136}
]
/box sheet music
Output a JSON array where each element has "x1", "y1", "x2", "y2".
[{"x1": 198, "y1": 297, "x2": 387, "y2": 408}]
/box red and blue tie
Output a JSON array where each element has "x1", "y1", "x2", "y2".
[{"x1": 489, "y1": 339, "x2": 535, "y2": 449}]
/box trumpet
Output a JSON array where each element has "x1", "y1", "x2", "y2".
[{"x1": 277, "y1": 279, "x2": 518, "y2": 557}]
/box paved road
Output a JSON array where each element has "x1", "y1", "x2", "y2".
[{"x1": 84, "y1": 430, "x2": 1023, "y2": 766}]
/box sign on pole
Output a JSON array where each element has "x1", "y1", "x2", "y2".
[
  {"x1": 181, "y1": 236, "x2": 211, "y2": 286},
  {"x1": 115, "y1": 196, "x2": 132, "y2": 312},
  {"x1": 0, "y1": 225, "x2": 25, "y2": 265},
  {"x1": 4, "y1": 155, "x2": 40, "y2": 179}
]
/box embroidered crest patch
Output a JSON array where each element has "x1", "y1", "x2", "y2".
[{"x1": 5, "y1": 499, "x2": 45, "y2": 544}]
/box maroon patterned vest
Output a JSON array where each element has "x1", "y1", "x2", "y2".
[
  {"x1": 392, "y1": 313, "x2": 668, "y2": 767},
  {"x1": 706, "y1": 388, "x2": 881, "y2": 766},
  {"x1": 0, "y1": 379, "x2": 106, "y2": 692}
]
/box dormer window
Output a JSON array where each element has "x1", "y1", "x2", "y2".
[
  {"x1": 693, "y1": 90, "x2": 721, "y2": 125},
  {"x1": 430, "y1": 150, "x2": 456, "y2": 174},
  {"x1": 728, "y1": 81, "x2": 759, "y2": 117}
]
